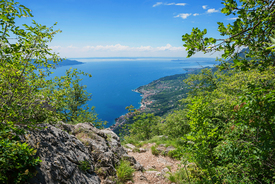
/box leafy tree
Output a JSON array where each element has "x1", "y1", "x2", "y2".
[
  {"x1": 48, "y1": 68, "x2": 106, "y2": 128},
  {"x1": 0, "y1": 0, "x2": 103, "y2": 182},
  {"x1": 0, "y1": 0, "x2": 60, "y2": 128},
  {"x1": 0, "y1": 0, "x2": 102, "y2": 129},
  {"x1": 163, "y1": 109, "x2": 190, "y2": 138},
  {"x1": 183, "y1": 68, "x2": 219, "y2": 97},
  {"x1": 182, "y1": 67, "x2": 275, "y2": 183},
  {"x1": 0, "y1": 125, "x2": 41, "y2": 183},
  {"x1": 180, "y1": 1, "x2": 275, "y2": 183},
  {"x1": 267, "y1": 32, "x2": 275, "y2": 52},
  {"x1": 0, "y1": 0, "x2": 58, "y2": 182},
  {"x1": 129, "y1": 113, "x2": 160, "y2": 140},
  {"x1": 182, "y1": 0, "x2": 275, "y2": 71}
]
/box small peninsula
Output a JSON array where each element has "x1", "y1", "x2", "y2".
[
  {"x1": 111, "y1": 67, "x2": 212, "y2": 134},
  {"x1": 53, "y1": 59, "x2": 84, "y2": 67}
]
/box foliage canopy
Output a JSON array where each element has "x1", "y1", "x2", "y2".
[
  {"x1": 0, "y1": 0, "x2": 104, "y2": 182},
  {"x1": 182, "y1": 0, "x2": 275, "y2": 71},
  {"x1": 179, "y1": 0, "x2": 275, "y2": 183},
  {"x1": 122, "y1": 1, "x2": 275, "y2": 183}
]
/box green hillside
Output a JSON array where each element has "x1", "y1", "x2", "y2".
[{"x1": 111, "y1": 67, "x2": 213, "y2": 134}]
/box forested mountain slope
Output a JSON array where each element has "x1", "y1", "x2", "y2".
[{"x1": 111, "y1": 66, "x2": 213, "y2": 134}]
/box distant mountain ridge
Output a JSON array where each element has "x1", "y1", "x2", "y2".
[
  {"x1": 52, "y1": 59, "x2": 84, "y2": 67},
  {"x1": 36, "y1": 59, "x2": 84, "y2": 68}
]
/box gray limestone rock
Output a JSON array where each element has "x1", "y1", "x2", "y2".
[
  {"x1": 158, "y1": 135, "x2": 168, "y2": 139},
  {"x1": 125, "y1": 143, "x2": 136, "y2": 150},
  {"x1": 158, "y1": 144, "x2": 166, "y2": 147},
  {"x1": 121, "y1": 154, "x2": 144, "y2": 171},
  {"x1": 165, "y1": 146, "x2": 176, "y2": 154},
  {"x1": 22, "y1": 124, "x2": 101, "y2": 184},
  {"x1": 161, "y1": 167, "x2": 170, "y2": 178},
  {"x1": 139, "y1": 148, "x2": 147, "y2": 153},
  {"x1": 140, "y1": 174, "x2": 148, "y2": 181},
  {"x1": 23, "y1": 122, "x2": 142, "y2": 184}
]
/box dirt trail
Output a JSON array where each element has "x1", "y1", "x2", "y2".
[{"x1": 127, "y1": 143, "x2": 180, "y2": 184}]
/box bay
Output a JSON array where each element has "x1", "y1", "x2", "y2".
[{"x1": 49, "y1": 57, "x2": 219, "y2": 127}]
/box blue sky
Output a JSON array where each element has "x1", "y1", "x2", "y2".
[{"x1": 16, "y1": 0, "x2": 237, "y2": 58}]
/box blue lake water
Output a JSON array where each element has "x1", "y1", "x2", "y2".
[{"x1": 49, "y1": 57, "x2": 219, "y2": 127}]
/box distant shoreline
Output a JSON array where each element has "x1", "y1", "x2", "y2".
[
  {"x1": 56, "y1": 59, "x2": 84, "y2": 67},
  {"x1": 110, "y1": 66, "x2": 215, "y2": 132},
  {"x1": 39, "y1": 59, "x2": 84, "y2": 68}
]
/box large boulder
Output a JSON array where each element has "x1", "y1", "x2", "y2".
[
  {"x1": 23, "y1": 122, "x2": 142, "y2": 184},
  {"x1": 22, "y1": 124, "x2": 101, "y2": 184}
]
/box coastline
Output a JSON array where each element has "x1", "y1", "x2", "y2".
[
  {"x1": 110, "y1": 88, "x2": 145, "y2": 130},
  {"x1": 110, "y1": 77, "x2": 167, "y2": 131},
  {"x1": 110, "y1": 66, "x2": 214, "y2": 132},
  {"x1": 110, "y1": 73, "x2": 179, "y2": 131}
]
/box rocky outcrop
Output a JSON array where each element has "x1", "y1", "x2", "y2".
[
  {"x1": 156, "y1": 144, "x2": 176, "y2": 155},
  {"x1": 22, "y1": 122, "x2": 142, "y2": 184}
]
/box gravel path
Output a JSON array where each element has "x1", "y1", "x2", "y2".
[{"x1": 127, "y1": 143, "x2": 180, "y2": 184}]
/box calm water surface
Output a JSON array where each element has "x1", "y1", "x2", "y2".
[{"x1": 50, "y1": 57, "x2": 218, "y2": 127}]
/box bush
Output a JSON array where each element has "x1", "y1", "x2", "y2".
[
  {"x1": 0, "y1": 125, "x2": 41, "y2": 183},
  {"x1": 163, "y1": 110, "x2": 190, "y2": 138},
  {"x1": 122, "y1": 135, "x2": 144, "y2": 148},
  {"x1": 0, "y1": 0, "x2": 103, "y2": 183},
  {"x1": 167, "y1": 167, "x2": 187, "y2": 184},
  {"x1": 167, "y1": 165, "x2": 199, "y2": 184},
  {"x1": 116, "y1": 160, "x2": 135, "y2": 183},
  {"x1": 78, "y1": 160, "x2": 91, "y2": 172},
  {"x1": 151, "y1": 145, "x2": 159, "y2": 156},
  {"x1": 167, "y1": 147, "x2": 185, "y2": 160},
  {"x1": 181, "y1": 68, "x2": 275, "y2": 183},
  {"x1": 130, "y1": 113, "x2": 160, "y2": 140}
]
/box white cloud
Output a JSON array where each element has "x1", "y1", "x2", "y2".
[
  {"x1": 165, "y1": 3, "x2": 175, "y2": 5},
  {"x1": 83, "y1": 44, "x2": 184, "y2": 52},
  {"x1": 174, "y1": 13, "x2": 191, "y2": 19},
  {"x1": 52, "y1": 44, "x2": 186, "y2": 53},
  {"x1": 156, "y1": 44, "x2": 173, "y2": 50},
  {"x1": 157, "y1": 44, "x2": 185, "y2": 51},
  {"x1": 193, "y1": 13, "x2": 199, "y2": 16},
  {"x1": 83, "y1": 44, "x2": 130, "y2": 51},
  {"x1": 227, "y1": 17, "x2": 238, "y2": 20},
  {"x1": 49, "y1": 43, "x2": 222, "y2": 58},
  {"x1": 49, "y1": 46, "x2": 62, "y2": 50},
  {"x1": 202, "y1": 5, "x2": 208, "y2": 9},
  {"x1": 136, "y1": 46, "x2": 154, "y2": 51},
  {"x1": 175, "y1": 3, "x2": 186, "y2": 6},
  {"x1": 153, "y1": 2, "x2": 162, "y2": 7},
  {"x1": 67, "y1": 45, "x2": 77, "y2": 49},
  {"x1": 154, "y1": 2, "x2": 186, "y2": 7},
  {"x1": 207, "y1": 8, "x2": 219, "y2": 13}
]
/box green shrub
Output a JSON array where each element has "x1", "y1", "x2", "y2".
[
  {"x1": 78, "y1": 160, "x2": 91, "y2": 172},
  {"x1": 163, "y1": 110, "x2": 190, "y2": 138},
  {"x1": 145, "y1": 135, "x2": 163, "y2": 144},
  {"x1": 106, "y1": 134, "x2": 112, "y2": 142},
  {"x1": 151, "y1": 145, "x2": 159, "y2": 156},
  {"x1": 122, "y1": 135, "x2": 140, "y2": 146},
  {"x1": 167, "y1": 147, "x2": 185, "y2": 160},
  {"x1": 116, "y1": 160, "x2": 135, "y2": 183},
  {"x1": 167, "y1": 167, "x2": 189, "y2": 184},
  {"x1": 132, "y1": 147, "x2": 140, "y2": 153},
  {"x1": 0, "y1": 125, "x2": 41, "y2": 184},
  {"x1": 181, "y1": 68, "x2": 275, "y2": 183},
  {"x1": 129, "y1": 113, "x2": 160, "y2": 140},
  {"x1": 160, "y1": 151, "x2": 167, "y2": 156}
]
